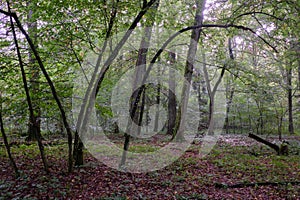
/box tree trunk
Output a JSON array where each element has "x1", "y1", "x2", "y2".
[
  {"x1": 8, "y1": 2, "x2": 49, "y2": 173},
  {"x1": 202, "y1": 51, "x2": 226, "y2": 135},
  {"x1": 120, "y1": 1, "x2": 159, "y2": 168},
  {"x1": 153, "y1": 63, "x2": 161, "y2": 132},
  {"x1": 249, "y1": 133, "x2": 289, "y2": 155},
  {"x1": 6, "y1": 8, "x2": 74, "y2": 173},
  {"x1": 74, "y1": 138, "x2": 84, "y2": 166},
  {"x1": 26, "y1": 1, "x2": 41, "y2": 141},
  {"x1": 173, "y1": 0, "x2": 206, "y2": 141},
  {"x1": 224, "y1": 38, "x2": 236, "y2": 134},
  {"x1": 287, "y1": 66, "x2": 294, "y2": 134},
  {"x1": 278, "y1": 115, "x2": 283, "y2": 140},
  {"x1": 130, "y1": 24, "x2": 151, "y2": 136},
  {"x1": 195, "y1": 72, "x2": 208, "y2": 133},
  {"x1": 248, "y1": 133, "x2": 279, "y2": 153},
  {"x1": 167, "y1": 51, "x2": 177, "y2": 135}
]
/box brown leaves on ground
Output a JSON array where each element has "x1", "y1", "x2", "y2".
[{"x1": 0, "y1": 135, "x2": 299, "y2": 199}]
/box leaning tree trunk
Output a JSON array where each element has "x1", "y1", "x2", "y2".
[
  {"x1": 173, "y1": 0, "x2": 206, "y2": 141},
  {"x1": 248, "y1": 133, "x2": 288, "y2": 155},
  {"x1": 8, "y1": 2, "x2": 49, "y2": 173},
  {"x1": 248, "y1": 133, "x2": 279, "y2": 153},
  {"x1": 4, "y1": 8, "x2": 74, "y2": 173}
]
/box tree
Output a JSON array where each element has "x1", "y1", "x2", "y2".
[
  {"x1": 26, "y1": 0, "x2": 41, "y2": 141},
  {"x1": 173, "y1": 0, "x2": 206, "y2": 141},
  {"x1": 7, "y1": 1, "x2": 49, "y2": 173},
  {"x1": 120, "y1": 0, "x2": 160, "y2": 168},
  {"x1": 167, "y1": 51, "x2": 177, "y2": 135}
]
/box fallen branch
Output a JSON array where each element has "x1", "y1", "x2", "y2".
[{"x1": 215, "y1": 181, "x2": 300, "y2": 189}]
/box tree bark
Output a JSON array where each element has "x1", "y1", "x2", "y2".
[
  {"x1": 153, "y1": 64, "x2": 161, "y2": 132},
  {"x1": 26, "y1": 1, "x2": 41, "y2": 141},
  {"x1": 224, "y1": 38, "x2": 236, "y2": 134},
  {"x1": 202, "y1": 52, "x2": 226, "y2": 135},
  {"x1": 4, "y1": 8, "x2": 74, "y2": 173},
  {"x1": 120, "y1": 0, "x2": 159, "y2": 168},
  {"x1": 167, "y1": 51, "x2": 177, "y2": 135},
  {"x1": 248, "y1": 133, "x2": 279, "y2": 153},
  {"x1": 173, "y1": 0, "x2": 206, "y2": 141},
  {"x1": 195, "y1": 70, "x2": 208, "y2": 133},
  {"x1": 8, "y1": 1, "x2": 49, "y2": 173},
  {"x1": 286, "y1": 66, "x2": 294, "y2": 134}
]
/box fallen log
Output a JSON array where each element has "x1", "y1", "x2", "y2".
[{"x1": 248, "y1": 133, "x2": 279, "y2": 154}]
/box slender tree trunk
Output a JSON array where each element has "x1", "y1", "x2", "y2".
[
  {"x1": 254, "y1": 100, "x2": 263, "y2": 135},
  {"x1": 26, "y1": 1, "x2": 41, "y2": 141},
  {"x1": 130, "y1": 25, "x2": 150, "y2": 136},
  {"x1": 247, "y1": 99, "x2": 252, "y2": 132},
  {"x1": 167, "y1": 51, "x2": 177, "y2": 135},
  {"x1": 233, "y1": 104, "x2": 236, "y2": 134},
  {"x1": 173, "y1": 0, "x2": 206, "y2": 141},
  {"x1": 153, "y1": 64, "x2": 161, "y2": 132},
  {"x1": 0, "y1": 93, "x2": 19, "y2": 177},
  {"x1": 194, "y1": 69, "x2": 208, "y2": 133},
  {"x1": 202, "y1": 50, "x2": 226, "y2": 135},
  {"x1": 120, "y1": 1, "x2": 159, "y2": 168},
  {"x1": 287, "y1": 66, "x2": 294, "y2": 134},
  {"x1": 298, "y1": 59, "x2": 300, "y2": 90},
  {"x1": 225, "y1": 82, "x2": 235, "y2": 134},
  {"x1": 7, "y1": 2, "x2": 49, "y2": 173},
  {"x1": 5, "y1": 9, "x2": 73, "y2": 173},
  {"x1": 278, "y1": 115, "x2": 283, "y2": 140},
  {"x1": 224, "y1": 38, "x2": 235, "y2": 134}
]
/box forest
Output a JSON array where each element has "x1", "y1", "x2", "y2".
[{"x1": 0, "y1": 0, "x2": 299, "y2": 199}]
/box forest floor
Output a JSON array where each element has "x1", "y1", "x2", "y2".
[{"x1": 0, "y1": 134, "x2": 300, "y2": 199}]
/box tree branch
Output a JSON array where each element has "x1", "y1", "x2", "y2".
[
  {"x1": 232, "y1": 11, "x2": 283, "y2": 22},
  {"x1": 0, "y1": 8, "x2": 10, "y2": 16},
  {"x1": 148, "y1": 23, "x2": 278, "y2": 77}
]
